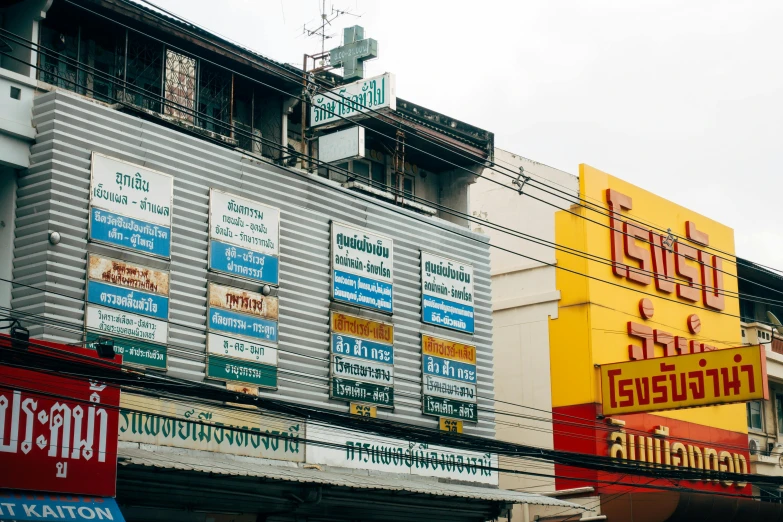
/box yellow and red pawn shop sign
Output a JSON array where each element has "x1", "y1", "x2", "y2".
[
  {"x1": 0, "y1": 335, "x2": 121, "y2": 497},
  {"x1": 601, "y1": 345, "x2": 767, "y2": 415},
  {"x1": 550, "y1": 164, "x2": 752, "y2": 495}
]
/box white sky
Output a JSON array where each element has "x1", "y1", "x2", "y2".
[{"x1": 153, "y1": 0, "x2": 783, "y2": 269}]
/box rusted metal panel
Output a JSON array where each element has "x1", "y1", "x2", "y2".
[
  {"x1": 88, "y1": 254, "x2": 170, "y2": 295},
  {"x1": 208, "y1": 282, "x2": 279, "y2": 321}
]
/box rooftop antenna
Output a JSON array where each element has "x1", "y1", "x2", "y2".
[{"x1": 302, "y1": 1, "x2": 360, "y2": 67}]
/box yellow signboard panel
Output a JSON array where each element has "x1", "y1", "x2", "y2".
[
  {"x1": 600, "y1": 345, "x2": 768, "y2": 416},
  {"x1": 421, "y1": 334, "x2": 477, "y2": 365},
  {"x1": 550, "y1": 164, "x2": 747, "y2": 432},
  {"x1": 331, "y1": 311, "x2": 394, "y2": 344}
]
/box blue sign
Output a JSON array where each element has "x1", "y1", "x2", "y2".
[
  {"x1": 422, "y1": 295, "x2": 475, "y2": 334},
  {"x1": 209, "y1": 240, "x2": 279, "y2": 285},
  {"x1": 0, "y1": 491, "x2": 125, "y2": 522},
  {"x1": 87, "y1": 280, "x2": 169, "y2": 320},
  {"x1": 208, "y1": 307, "x2": 278, "y2": 343},
  {"x1": 330, "y1": 333, "x2": 393, "y2": 364},
  {"x1": 423, "y1": 354, "x2": 477, "y2": 384},
  {"x1": 89, "y1": 208, "x2": 171, "y2": 258},
  {"x1": 332, "y1": 270, "x2": 393, "y2": 313}
]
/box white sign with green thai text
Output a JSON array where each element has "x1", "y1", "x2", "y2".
[{"x1": 306, "y1": 424, "x2": 498, "y2": 485}]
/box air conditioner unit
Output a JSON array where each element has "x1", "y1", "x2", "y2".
[{"x1": 749, "y1": 438, "x2": 761, "y2": 455}]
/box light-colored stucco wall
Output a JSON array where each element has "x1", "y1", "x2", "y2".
[{"x1": 471, "y1": 149, "x2": 578, "y2": 500}]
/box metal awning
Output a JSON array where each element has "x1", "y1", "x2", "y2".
[{"x1": 117, "y1": 446, "x2": 579, "y2": 509}]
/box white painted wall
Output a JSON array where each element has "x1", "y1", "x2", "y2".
[
  {"x1": 0, "y1": 167, "x2": 16, "y2": 315},
  {"x1": 471, "y1": 149, "x2": 578, "y2": 504}
]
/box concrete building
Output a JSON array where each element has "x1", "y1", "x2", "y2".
[
  {"x1": 0, "y1": 1, "x2": 576, "y2": 520},
  {"x1": 737, "y1": 260, "x2": 783, "y2": 498},
  {"x1": 473, "y1": 155, "x2": 774, "y2": 521}
]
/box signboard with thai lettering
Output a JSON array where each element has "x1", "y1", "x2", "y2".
[
  {"x1": 206, "y1": 283, "x2": 278, "y2": 389},
  {"x1": 421, "y1": 252, "x2": 475, "y2": 334},
  {"x1": 0, "y1": 492, "x2": 126, "y2": 522},
  {"x1": 331, "y1": 222, "x2": 393, "y2": 313},
  {"x1": 0, "y1": 340, "x2": 120, "y2": 496},
  {"x1": 86, "y1": 255, "x2": 170, "y2": 321},
  {"x1": 306, "y1": 424, "x2": 498, "y2": 485},
  {"x1": 600, "y1": 345, "x2": 768, "y2": 416},
  {"x1": 119, "y1": 395, "x2": 303, "y2": 462},
  {"x1": 329, "y1": 312, "x2": 394, "y2": 408},
  {"x1": 311, "y1": 73, "x2": 396, "y2": 128},
  {"x1": 208, "y1": 189, "x2": 280, "y2": 286},
  {"x1": 421, "y1": 335, "x2": 478, "y2": 422},
  {"x1": 330, "y1": 378, "x2": 393, "y2": 407},
  {"x1": 88, "y1": 153, "x2": 173, "y2": 258}
]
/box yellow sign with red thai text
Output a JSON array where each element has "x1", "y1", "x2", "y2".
[
  {"x1": 330, "y1": 311, "x2": 394, "y2": 344},
  {"x1": 421, "y1": 334, "x2": 477, "y2": 365},
  {"x1": 601, "y1": 345, "x2": 768, "y2": 415}
]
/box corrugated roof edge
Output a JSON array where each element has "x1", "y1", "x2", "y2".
[{"x1": 117, "y1": 446, "x2": 582, "y2": 509}]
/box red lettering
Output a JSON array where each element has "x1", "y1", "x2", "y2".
[
  {"x1": 740, "y1": 365, "x2": 756, "y2": 393},
  {"x1": 675, "y1": 242, "x2": 700, "y2": 302},
  {"x1": 650, "y1": 232, "x2": 676, "y2": 293},
  {"x1": 721, "y1": 366, "x2": 741, "y2": 396},
  {"x1": 624, "y1": 223, "x2": 652, "y2": 285},
  {"x1": 619, "y1": 378, "x2": 634, "y2": 407},
  {"x1": 654, "y1": 330, "x2": 675, "y2": 357},
  {"x1": 628, "y1": 322, "x2": 654, "y2": 360},
  {"x1": 635, "y1": 377, "x2": 651, "y2": 405},
  {"x1": 688, "y1": 370, "x2": 706, "y2": 399},
  {"x1": 651, "y1": 374, "x2": 668, "y2": 404},
  {"x1": 606, "y1": 189, "x2": 633, "y2": 278},
  {"x1": 699, "y1": 251, "x2": 725, "y2": 311},
  {"x1": 608, "y1": 368, "x2": 622, "y2": 408}
]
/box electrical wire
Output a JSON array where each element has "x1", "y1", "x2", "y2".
[{"x1": 56, "y1": 0, "x2": 783, "y2": 288}]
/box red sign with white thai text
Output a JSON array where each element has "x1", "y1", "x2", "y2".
[{"x1": 0, "y1": 339, "x2": 120, "y2": 496}]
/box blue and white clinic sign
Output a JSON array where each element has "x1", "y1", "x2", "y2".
[
  {"x1": 420, "y1": 251, "x2": 475, "y2": 334},
  {"x1": 208, "y1": 189, "x2": 280, "y2": 286},
  {"x1": 0, "y1": 491, "x2": 125, "y2": 522},
  {"x1": 331, "y1": 222, "x2": 393, "y2": 313},
  {"x1": 89, "y1": 153, "x2": 173, "y2": 258}
]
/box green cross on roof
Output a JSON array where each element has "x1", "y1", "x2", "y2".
[{"x1": 330, "y1": 26, "x2": 378, "y2": 81}]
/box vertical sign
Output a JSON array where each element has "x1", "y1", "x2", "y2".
[
  {"x1": 330, "y1": 311, "x2": 394, "y2": 407},
  {"x1": 331, "y1": 222, "x2": 393, "y2": 313},
  {"x1": 421, "y1": 334, "x2": 478, "y2": 422},
  {"x1": 421, "y1": 252, "x2": 475, "y2": 334},
  {"x1": 84, "y1": 254, "x2": 169, "y2": 369},
  {"x1": 208, "y1": 189, "x2": 280, "y2": 286},
  {"x1": 88, "y1": 153, "x2": 173, "y2": 258},
  {"x1": 206, "y1": 283, "x2": 279, "y2": 389},
  {"x1": 0, "y1": 341, "x2": 121, "y2": 496}
]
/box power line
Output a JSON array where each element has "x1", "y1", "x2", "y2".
[
  {"x1": 0, "y1": 306, "x2": 769, "y2": 457},
  {"x1": 63, "y1": 0, "x2": 783, "y2": 285}
]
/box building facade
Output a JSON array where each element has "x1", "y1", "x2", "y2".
[
  {"x1": 0, "y1": 1, "x2": 577, "y2": 520},
  {"x1": 474, "y1": 158, "x2": 774, "y2": 521}
]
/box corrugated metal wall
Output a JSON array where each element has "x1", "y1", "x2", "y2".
[{"x1": 13, "y1": 90, "x2": 495, "y2": 437}]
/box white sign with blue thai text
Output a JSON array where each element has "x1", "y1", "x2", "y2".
[
  {"x1": 89, "y1": 153, "x2": 173, "y2": 258},
  {"x1": 421, "y1": 251, "x2": 475, "y2": 334},
  {"x1": 331, "y1": 222, "x2": 393, "y2": 313},
  {"x1": 208, "y1": 189, "x2": 280, "y2": 286}
]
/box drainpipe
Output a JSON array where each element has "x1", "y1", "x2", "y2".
[{"x1": 281, "y1": 96, "x2": 298, "y2": 164}]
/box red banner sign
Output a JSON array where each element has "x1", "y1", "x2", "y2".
[{"x1": 0, "y1": 339, "x2": 120, "y2": 496}]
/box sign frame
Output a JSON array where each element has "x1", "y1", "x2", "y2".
[
  {"x1": 421, "y1": 333, "x2": 479, "y2": 423},
  {"x1": 207, "y1": 188, "x2": 282, "y2": 286},
  {"x1": 88, "y1": 152, "x2": 174, "y2": 259},
  {"x1": 83, "y1": 303, "x2": 169, "y2": 370},
  {"x1": 420, "y1": 250, "x2": 475, "y2": 334},
  {"x1": 599, "y1": 345, "x2": 769, "y2": 416},
  {"x1": 330, "y1": 221, "x2": 394, "y2": 314}
]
